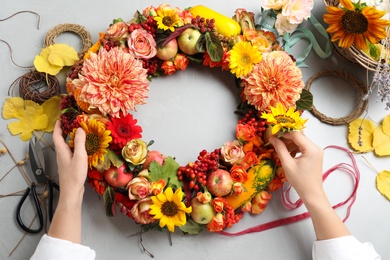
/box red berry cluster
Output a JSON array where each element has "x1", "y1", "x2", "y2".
[
  {"x1": 103, "y1": 40, "x2": 115, "y2": 52},
  {"x1": 178, "y1": 148, "x2": 221, "y2": 191},
  {"x1": 142, "y1": 58, "x2": 158, "y2": 75},
  {"x1": 224, "y1": 202, "x2": 243, "y2": 228},
  {"x1": 191, "y1": 15, "x2": 215, "y2": 33},
  {"x1": 129, "y1": 16, "x2": 157, "y2": 37},
  {"x1": 59, "y1": 95, "x2": 80, "y2": 135},
  {"x1": 238, "y1": 109, "x2": 267, "y2": 138},
  {"x1": 67, "y1": 60, "x2": 84, "y2": 80}
]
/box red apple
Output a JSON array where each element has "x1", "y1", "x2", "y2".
[
  {"x1": 103, "y1": 164, "x2": 133, "y2": 188},
  {"x1": 206, "y1": 169, "x2": 233, "y2": 197},
  {"x1": 190, "y1": 197, "x2": 216, "y2": 224},
  {"x1": 156, "y1": 38, "x2": 178, "y2": 60},
  {"x1": 142, "y1": 150, "x2": 166, "y2": 170},
  {"x1": 177, "y1": 28, "x2": 202, "y2": 55}
]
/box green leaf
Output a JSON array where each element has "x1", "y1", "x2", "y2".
[
  {"x1": 96, "y1": 150, "x2": 125, "y2": 172},
  {"x1": 368, "y1": 42, "x2": 379, "y2": 60},
  {"x1": 148, "y1": 156, "x2": 182, "y2": 189},
  {"x1": 196, "y1": 34, "x2": 206, "y2": 53},
  {"x1": 179, "y1": 219, "x2": 205, "y2": 235},
  {"x1": 204, "y1": 31, "x2": 223, "y2": 62},
  {"x1": 296, "y1": 89, "x2": 313, "y2": 111},
  {"x1": 103, "y1": 186, "x2": 115, "y2": 217}
]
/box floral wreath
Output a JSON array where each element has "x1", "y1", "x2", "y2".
[{"x1": 59, "y1": 4, "x2": 312, "y2": 235}]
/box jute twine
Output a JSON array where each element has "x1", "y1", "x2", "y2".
[
  {"x1": 305, "y1": 70, "x2": 368, "y2": 125},
  {"x1": 44, "y1": 23, "x2": 92, "y2": 59},
  {"x1": 8, "y1": 70, "x2": 60, "y2": 104}
]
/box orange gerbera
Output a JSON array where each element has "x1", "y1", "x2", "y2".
[{"x1": 323, "y1": 0, "x2": 390, "y2": 50}]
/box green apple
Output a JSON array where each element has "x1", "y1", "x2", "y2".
[
  {"x1": 190, "y1": 197, "x2": 216, "y2": 224},
  {"x1": 177, "y1": 28, "x2": 202, "y2": 55}
]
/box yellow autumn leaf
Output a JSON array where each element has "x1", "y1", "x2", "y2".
[
  {"x1": 47, "y1": 44, "x2": 79, "y2": 67},
  {"x1": 382, "y1": 114, "x2": 390, "y2": 136},
  {"x1": 348, "y1": 118, "x2": 376, "y2": 153},
  {"x1": 34, "y1": 44, "x2": 79, "y2": 75},
  {"x1": 2, "y1": 97, "x2": 25, "y2": 119},
  {"x1": 41, "y1": 96, "x2": 61, "y2": 132},
  {"x1": 373, "y1": 125, "x2": 390, "y2": 156},
  {"x1": 376, "y1": 170, "x2": 390, "y2": 201},
  {"x1": 2, "y1": 97, "x2": 49, "y2": 141}
]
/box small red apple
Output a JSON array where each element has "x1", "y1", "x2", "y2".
[
  {"x1": 190, "y1": 197, "x2": 216, "y2": 224},
  {"x1": 142, "y1": 150, "x2": 166, "y2": 170},
  {"x1": 156, "y1": 38, "x2": 178, "y2": 60},
  {"x1": 177, "y1": 28, "x2": 202, "y2": 55},
  {"x1": 206, "y1": 169, "x2": 233, "y2": 197},
  {"x1": 103, "y1": 164, "x2": 133, "y2": 188}
]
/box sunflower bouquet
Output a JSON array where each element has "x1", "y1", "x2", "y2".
[{"x1": 60, "y1": 4, "x2": 308, "y2": 235}]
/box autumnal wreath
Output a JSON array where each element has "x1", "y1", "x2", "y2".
[{"x1": 60, "y1": 4, "x2": 311, "y2": 235}]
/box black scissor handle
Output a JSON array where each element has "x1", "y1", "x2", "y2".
[
  {"x1": 16, "y1": 183, "x2": 44, "y2": 233},
  {"x1": 48, "y1": 180, "x2": 60, "y2": 222}
]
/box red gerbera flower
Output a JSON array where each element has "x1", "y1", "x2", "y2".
[{"x1": 107, "y1": 113, "x2": 142, "y2": 149}]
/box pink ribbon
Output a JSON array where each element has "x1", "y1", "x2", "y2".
[{"x1": 219, "y1": 145, "x2": 360, "y2": 236}]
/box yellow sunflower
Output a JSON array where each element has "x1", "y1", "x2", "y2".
[
  {"x1": 69, "y1": 119, "x2": 112, "y2": 168},
  {"x1": 149, "y1": 187, "x2": 192, "y2": 232},
  {"x1": 261, "y1": 103, "x2": 307, "y2": 135},
  {"x1": 229, "y1": 41, "x2": 262, "y2": 78},
  {"x1": 323, "y1": 0, "x2": 390, "y2": 50},
  {"x1": 154, "y1": 9, "x2": 181, "y2": 32}
]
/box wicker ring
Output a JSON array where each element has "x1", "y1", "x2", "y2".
[
  {"x1": 9, "y1": 70, "x2": 60, "y2": 104},
  {"x1": 44, "y1": 23, "x2": 92, "y2": 59},
  {"x1": 305, "y1": 70, "x2": 368, "y2": 125}
]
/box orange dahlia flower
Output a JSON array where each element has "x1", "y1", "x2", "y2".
[
  {"x1": 75, "y1": 47, "x2": 149, "y2": 118},
  {"x1": 241, "y1": 51, "x2": 303, "y2": 112}
]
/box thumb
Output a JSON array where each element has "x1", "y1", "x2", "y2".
[
  {"x1": 73, "y1": 128, "x2": 87, "y2": 157},
  {"x1": 269, "y1": 137, "x2": 293, "y2": 166}
]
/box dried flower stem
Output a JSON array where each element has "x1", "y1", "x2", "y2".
[{"x1": 8, "y1": 213, "x2": 38, "y2": 257}]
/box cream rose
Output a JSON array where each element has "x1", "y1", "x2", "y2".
[
  {"x1": 127, "y1": 176, "x2": 151, "y2": 200},
  {"x1": 274, "y1": 13, "x2": 299, "y2": 35},
  {"x1": 130, "y1": 197, "x2": 156, "y2": 224},
  {"x1": 220, "y1": 140, "x2": 245, "y2": 165},
  {"x1": 122, "y1": 139, "x2": 148, "y2": 165}
]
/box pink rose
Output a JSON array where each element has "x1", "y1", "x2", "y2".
[
  {"x1": 128, "y1": 28, "x2": 157, "y2": 59},
  {"x1": 261, "y1": 0, "x2": 288, "y2": 10},
  {"x1": 211, "y1": 197, "x2": 225, "y2": 213},
  {"x1": 281, "y1": 0, "x2": 313, "y2": 24},
  {"x1": 207, "y1": 213, "x2": 225, "y2": 232},
  {"x1": 130, "y1": 197, "x2": 156, "y2": 224},
  {"x1": 173, "y1": 53, "x2": 189, "y2": 71},
  {"x1": 106, "y1": 22, "x2": 129, "y2": 43},
  {"x1": 221, "y1": 140, "x2": 245, "y2": 165},
  {"x1": 127, "y1": 176, "x2": 151, "y2": 200},
  {"x1": 196, "y1": 191, "x2": 212, "y2": 204},
  {"x1": 275, "y1": 13, "x2": 299, "y2": 35},
  {"x1": 180, "y1": 9, "x2": 193, "y2": 24}
]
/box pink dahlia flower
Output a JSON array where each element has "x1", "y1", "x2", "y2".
[
  {"x1": 77, "y1": 47, "x2": 149, "y2": 118},
  {"x1": 242, "y1": 51, "x2": 303, "y2": 112}
]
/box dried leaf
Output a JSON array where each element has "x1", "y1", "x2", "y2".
[
  {"x1": 34, "y1": 44, "x2": 79, "y2": 75},
  {"x1": 41, "y1": 96, "x2": 61, "y2": 132},
  {"x1": 348, "y1": 118, "x2": 376, "y2": 153},
  {"x1": 373, "y1": 125, "x2": 390, "y2": 156},
  {"x1": 2, "y1": 97, "x2": 49, "y2": 141},
  {"x1": 47, "y1": 44, "x2": 79, "y2": 66},
  {"x1": 376, "y1": 170, "x2": 390, "y2": 201},
  {"x1": 382, "y1": 114, "x2": 390, "y2": 136}
]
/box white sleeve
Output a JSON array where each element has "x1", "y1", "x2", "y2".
[
  {"x1": 312, "y1": 235, "x2": 381, "y2": 260},
  {"x1": 30, "y1": 234, "x2": 96, "y2": 260}
]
